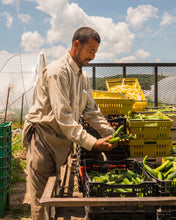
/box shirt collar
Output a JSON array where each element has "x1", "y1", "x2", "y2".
[{"x1": 67, "y1": 52, "x2": 81, "y2": 76}]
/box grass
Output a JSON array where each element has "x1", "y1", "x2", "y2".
[
  {"x1": 10, "y1": 122, "x2": 31, "y2": 218},
  {"x1": 11, "y1": 158, "x2": 26, "y2": 183},
  {"x1": 11, "y1": 122, "x2": 27, "y2": 184},
  {"x1": 11, "y1": 204, "x2": 31, "y2": 219}
]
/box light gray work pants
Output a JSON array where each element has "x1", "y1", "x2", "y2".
[{"x1": 26, "y1": 128, "x2": 57, "y2": 220}]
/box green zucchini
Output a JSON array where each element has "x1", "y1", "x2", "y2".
[
  {"x1": 112, "y1": 125, "x2": 124, "y2": 138},
  {"x1": 157, "y1": 172, "x2": 163, "y2": 180},
  {"x1": 109, "y1": 136, "x2": 121, "y2": 144},
  {"x1": 154, "y1": 160, "x2": 170, "y2": 172},
  {"x1": 164, "y1": 161, "x2": 174, "y2": 172},
  {"x1": 166, "y1": 171, "x2": 176, "y2": 181},
  {"x1": 143, "y1": 155, "x2": 159, "y2": 178},
  {"x1": 163, "y1": 167, "x2": 176, "y2": 179},
  {"x1": 165, "y1": 156, "x2": 175, "y2": 161}
]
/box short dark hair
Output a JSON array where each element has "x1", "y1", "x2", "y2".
[{"x1": 72, "y1": 27, "x2": 101, "y2": 45}]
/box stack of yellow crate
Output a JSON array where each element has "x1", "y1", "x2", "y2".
[
  {"x1": 91, "y1": 91, "x2": 135, "y2": 116},
  {"x1": 106, "y1": 78, "x2": 147, "y2": 112},
  {"x1": 127, "y1": 112, "x2": 173, "y2": 157}
]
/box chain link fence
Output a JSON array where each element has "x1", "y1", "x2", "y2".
[{"x1": 84, "y1": 63, "x2": 176, "y2": 107}]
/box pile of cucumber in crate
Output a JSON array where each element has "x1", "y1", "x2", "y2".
[{"x1": 76, "y1": 78, "x2": 176, "y2": 220}]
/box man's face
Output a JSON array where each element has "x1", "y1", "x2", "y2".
[{"x1": 75, "y1": 38, "x2": 99, "y2": 67}]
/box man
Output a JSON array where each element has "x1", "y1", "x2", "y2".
[{"x1": 23, "y1": 26, "x2": 122, "y2": 220}]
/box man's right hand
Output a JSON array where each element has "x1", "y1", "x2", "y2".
[
  {"x1": 93, "y1": 136, "x2": 118, "y2": 151},
  {"x1": 93, "y1": 135, "x2": 130, "y2": 151}
]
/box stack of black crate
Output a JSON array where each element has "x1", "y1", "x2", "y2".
[{"x1": 76, "y1": 115, "x2": 128, "y2": 191}]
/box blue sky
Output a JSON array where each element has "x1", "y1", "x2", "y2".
[{"x1": 0, "y1": 0, "x2": 176, "y2": 65}]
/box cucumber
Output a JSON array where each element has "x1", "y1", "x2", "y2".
[
  {"x1": 112, "y1": 125, "x2": 124, "y2": 138},
  {"x1": 166, "y1": 171, "x2": 176, "y2": 181},
  {"x1": 143, "y1": 155, "x2": 159, "y2": 178}
]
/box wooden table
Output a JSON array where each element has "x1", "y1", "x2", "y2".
[{"x1": 40, "y1": 156, "x2": 176, "y2": 220}]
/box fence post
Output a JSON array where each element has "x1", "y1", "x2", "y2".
[
  {"x1": 20, "y1": 93, "x2": 24, "y2": 129},
  {"x1": 123, "y1": 66, "x2": 126, "y2": 78},
  {"x1": 93, "y1": 66, "x2": 96, "y2": 90},
  {"x1": 4, "y1": 86, "x2": 11, "y2": 122},
  {"x1": 154, "y1": 66, "x2": 158, "y2": 107}
]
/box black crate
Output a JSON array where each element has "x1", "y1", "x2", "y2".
[
  {"x1": 76, "y1": 146, "x2": 129, "y2": 167},
  {"x1": 86, "y1": 207, "x2": 156, "y2": 220},
  {"x1": 140, "y1": 162, "x2": 176, "y2": 197},
  {"x1": 156, "y1": 206, "x2": 176, "y2": 220},
  {"x1": 83, "y1": 159, "x2": 157, "y2": 198},
  {"x1": 157, "y1": 179, "x2": 176, "y2": 197},
  {"x1": 80, "y1": 115, "x2": 127, "y2": 137},
  {"x1": 77, "y1": 116, "x2": 128, "y2": 167},
  {"x1": 83, "y1": 159, "x2": 157, "y2": 220}
]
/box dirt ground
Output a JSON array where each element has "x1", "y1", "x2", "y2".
[
  {"x1": 1, "y1": 156, "x2": 86, "y2": 220},
  {"x1": 2, "y1": 169, "x2": 32, "y2": 220}
]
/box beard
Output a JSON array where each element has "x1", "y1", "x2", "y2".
[{"x1": 75, "y1": 48, "x2": 91, "y2": 67}]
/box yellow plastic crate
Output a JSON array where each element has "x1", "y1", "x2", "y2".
[
  {"x1": 129, "y1": 139, "x2": 172, "y2": 157},
  {"x1": 127, "y1": 113, "x2": 173, "y2": 140},
  {"x1": 106, "y1": 78, "x2": 147, "y2": 112},
  {"x1": 92, "y1": 91, "x2": 135, "y2": 115}
]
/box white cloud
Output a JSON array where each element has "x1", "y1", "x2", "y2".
[
  {"x1": 1, "y1": 0, "x2": 18, "y2": 4},
  {"x1": 20, "y1": 31, "x2": 44, "y2": 53},
  {"x1": 45, "y1": 45, "x2": 67, "y2": 62},
  {"x1": 1, "y1": 0, "x2": 20, "y2": 9},
  {"x1": 1, "y1": 11, "x2": 13, "y2": 28},
  {"x1": 135, "y1": 49, "x2": 150, "y2": 60},
  {"x1": 91, "y1": 19, "x2": 134, "y2": 56},
  {"x1": 155, "y1": 58, "x2": 161, "y2": 63},
  {"x1": 113, "y1": 49, "x2": 150, "y2": 63},
  {"x1": 18, "y1": 14, "x2": 32, "y2": 24},
  {"x1": 160, "y1": 12, "x2": 176, "y2": 27},
  {"x1": 114, "y1": 56, "x2": 137, "y2": 63},
  {"x1": 126, "y1": 5, "x2": 158, "y2": 30},
  {"x1": 30, "y1": 0, "x2": 134, "y2": 61}
]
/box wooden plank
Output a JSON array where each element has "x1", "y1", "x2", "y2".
[
  {"x1": 40, "y1": 196, "x2": 176, "y2": 207},
  {"x1": 42, "y1": 175, "x2": 57, "y2": 199},
  {"x1": 40, "y1": 157, "x2": 176, "y2": 212},
  {"x1": 58, "y1": 155, "x2": 73, "y2": 197}
]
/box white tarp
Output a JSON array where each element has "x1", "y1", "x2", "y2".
[
  {"x1": 150, "y1": 75, "x2": 176, "y2": 105},
  {"x1": 0, "y1": 51, "x2": 46, "y2": 113}
]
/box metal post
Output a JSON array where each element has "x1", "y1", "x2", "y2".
[
  {"x1": 154, "y1": 66, "x2": 158, "y2": 107},
  {"x1": 93, "y1": 66, "x2": 96, "y2": 90},
  {"x1": 20, "y1": 93, "x2": 24, "y2": 129},
  {"x1": 123, "y1": 66, "x2": 126, "y2": 78},
  {"x1": 4, "y1": 86, "x2": 11, "y2": 122}
]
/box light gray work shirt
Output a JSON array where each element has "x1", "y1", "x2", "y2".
[{"x1": 22, "y1": 52, "x2": 114, "y2": 166}]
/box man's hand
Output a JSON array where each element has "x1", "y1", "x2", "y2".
[
  {"x1": 93, "y1": 136, "x2": 117, "y2": 151},
  {"x1": 93, "y1": 135, "x2": 130, "y2": 151}
]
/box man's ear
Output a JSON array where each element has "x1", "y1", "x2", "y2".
[{"x1": 74, "y1": 40, "x2": 80, "y2": 48}]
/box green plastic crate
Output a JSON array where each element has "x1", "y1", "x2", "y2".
[
  {"x1": 0, "y1": 188, "x2": 7, "y2": 217},
  {"x1": 0, "y1": 177, "x2": 7, "y2": 188},
  {"x1": 0, "y1": 155, "x2": 11, "y2": 168},
  {"x1": 0, "y1": 177, "x2": 11, "y2": 188},
  {"x1": 0, "y1": 166, "x2": 11, "y2": 178},
  {"x1": 0, "y1": 135, "x2": 11, "y2": 147},
  {"x1": 0, "y1": 142, "x2": 11, "y2": 158},
  {"x1": 0, "y1": 122, "x2": 12, "y2": 137},
  {"x1": 6, "y1": 189, "x2": 10, "y2": 208}
]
